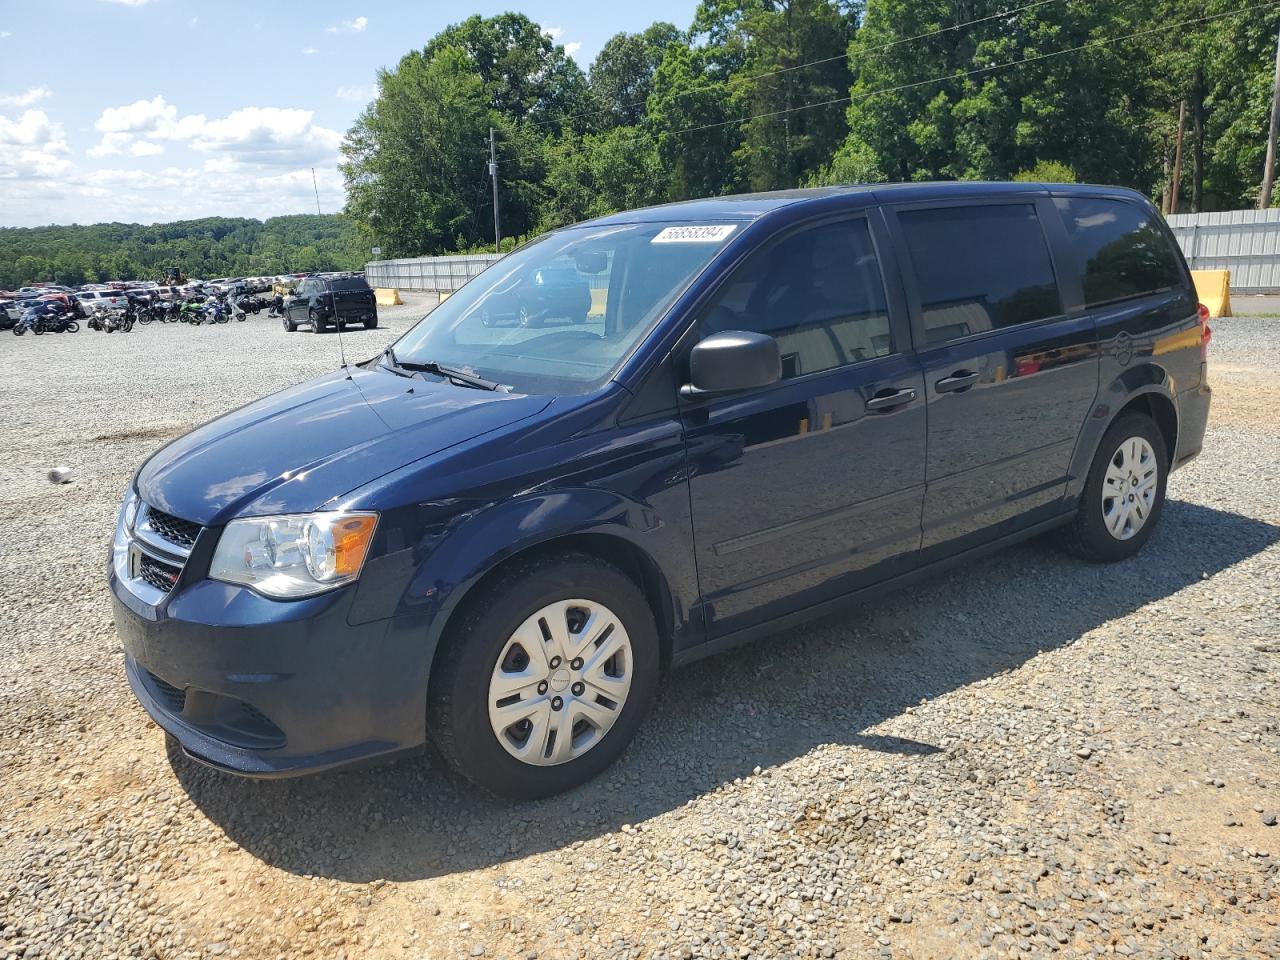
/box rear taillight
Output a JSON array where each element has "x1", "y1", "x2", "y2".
[{"x1": 1197, "y1": 303, "x2": 1211, "y2": 360}]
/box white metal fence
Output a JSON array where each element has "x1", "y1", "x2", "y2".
[
  {"x1": 1166, "y1": 209, "x2": 1280, "y2": 294},
  {"x1": 364, "y1": 254, "x2": 503, "y2": 292}
]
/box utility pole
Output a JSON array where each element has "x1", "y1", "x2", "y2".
[
  {"x1": 1261, "y1": 22, "x2": 1280, "y2": 209},
  {"x1": 1169, "y1": 101, "x2": 1187, "y2": 215},
  {"x1": 311, "y1": 167, "x2": 322, "y2": 216},
  {"x1": 488, "y1": 127, "x2": 501, "y2": 253}
]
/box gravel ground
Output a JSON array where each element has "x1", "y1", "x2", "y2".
[{"x1": 0, "y1": 302, "x2": 1277, "y2": 960}]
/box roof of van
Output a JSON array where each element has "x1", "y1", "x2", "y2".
[{"x1": 581, "y1": 181, "x2": 1150, "y2": 226}]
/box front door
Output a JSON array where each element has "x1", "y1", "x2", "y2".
[
  {"x1": 888, "y1": 198, "x2": 1099, "y2": 561},
  {"x1": 680, "y1": 213, "x2": 927, "y2": 640}
]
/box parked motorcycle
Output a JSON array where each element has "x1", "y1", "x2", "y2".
[
  {"x1": 88, "y1": 305, "x2": 129, "y2": 333},
  {"x1": 235, "y1": 295, "x2": 268, "y2": 315}
]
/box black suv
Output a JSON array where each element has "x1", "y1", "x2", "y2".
[
  {"x1": 112, "y1": 183, "x2": 1210, "y2": 798},
  {"x1": 283, "y1": 274, "x2": 377, "y2": 333}
]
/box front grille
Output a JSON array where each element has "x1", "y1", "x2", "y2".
[
  {"x1": 145, "y1": 507, "x2": 201, "y2": 550},
  {"x1": 145, "y1": 671, "x2": 187, "y2": 713},
  {"x1": 138, "y1": 553, "x2": 182, "y2": 593}
]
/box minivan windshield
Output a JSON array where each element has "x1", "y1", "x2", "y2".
[{"x1": 388, "y1": 222, "x2": 739, "y2": 395}]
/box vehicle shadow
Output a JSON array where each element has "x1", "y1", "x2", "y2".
[{"x1": 171, "y1": 498, "x2": 1279, "y2": 882}]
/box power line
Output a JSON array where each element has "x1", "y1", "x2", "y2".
[
  {"x1": 503, "y1": 0, "x2": 1280, "y2": 166},
  {"x1": 521, "y1": 0, "x2": 1066, "y2": 133}
]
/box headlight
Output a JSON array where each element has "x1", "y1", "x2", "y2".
[
  {"x1": 210, "y1": 511, "x2": 378, "y2": 599},
  {"x1": 120, "y1": 488, "x2": 139, "y2": 532}
]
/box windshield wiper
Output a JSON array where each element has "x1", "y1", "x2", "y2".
[{"x1": 380, "y1": 347, "x2": 504, "y2": 391}]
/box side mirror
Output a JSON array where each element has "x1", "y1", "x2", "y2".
[{"x1": 679, "y1": 330, "x2": 782, "y2": 399}]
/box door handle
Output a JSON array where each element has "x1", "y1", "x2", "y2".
[
  {"x1": 935, "y1": 370, "x2": 979, "y2": 393},
  {"x1": 865, "y1": 387, "x2": 918, "y2": 412}
]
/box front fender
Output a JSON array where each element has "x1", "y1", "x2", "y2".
[
  {"x1": 1065, "y1": 362, "x2": 1178, "y2": 501},
  {"x1": 394, "y1": 487, "x2": 696, "y2": 692}
]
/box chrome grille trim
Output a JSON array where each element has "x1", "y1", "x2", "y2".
[{"x1": 134, "y1": 503, "x2": 197, "y2": 560}]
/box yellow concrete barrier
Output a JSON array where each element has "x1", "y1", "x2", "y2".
[
  {"x1": 374, "y1": 288, "x2": 403, "y2": 306},
  {"x1": 1191, "y1": 270, "x2": 1231, "y2": 318}
]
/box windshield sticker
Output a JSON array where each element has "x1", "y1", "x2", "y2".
[{"x1": 651, "y1": 225, "x2": 737, "y2": 244}]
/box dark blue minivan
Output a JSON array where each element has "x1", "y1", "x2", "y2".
[{"x1": 111, "y1": 183, "x2": 1211, "y2": 798}]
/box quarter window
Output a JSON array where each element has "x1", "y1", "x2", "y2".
[
  {"x1": 697, "y1": 218, "x2": 892, "y2": 379},
  {"x1": 899, "y1": 204, "x2": 1062, "y2": 348},
  {"x1": 1054, "y1": 197, "x2": 1185, "y2": 307}
]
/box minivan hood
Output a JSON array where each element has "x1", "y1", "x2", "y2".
[{"x1": 136, "y1": 367, "x2": 552, "y2": 524}]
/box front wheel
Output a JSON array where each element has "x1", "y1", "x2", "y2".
[
  {"x1": 429, "y1": 554, "x2": 659, "y2": 800},
  {"x1": 1064, "y1": 412, "x2": 1167, "y2": 563},
  {"x1": 66, "y1": 321, "x2": 79, "y2": 333}
]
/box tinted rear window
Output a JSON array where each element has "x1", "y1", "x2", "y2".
[
  {"x1": 328, "y1": 278, "x2": 370, "y2": 292},
  {"x1": 1054, "y1": 197, "x2": 1185, "y2": 307},
  {"x1": 899, "y1": 203, "x2": 1062, "y2": 348}
]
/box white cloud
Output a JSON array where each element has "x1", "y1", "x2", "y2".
[
  {"x1": 0, "y1": 110, "x2": 72, "y2": 181},
  {"x1": 1, "y1": 96, "x2": 350, "y2": 225},
  {"x1": 87, "y1": 96, "x2": 341, "y2": 167},
  {"x1": 544, "y1": 25, "x2": 564, "y2": 39},
  {"x1": 0, "y1": 31, "x2": 12, "y2": 40},
  {"x1": 336, "y1": 85, "x2": 375, "y2": 104},
  {"x1": 564, "y1": 41, "x2": 582, "y2": 57},
  {"x1": 301, "y1": 46, "x2": 318, "y2": 55},
  {"x1": 326, "y1": 15, "x2": 367, "y2": 33},
  {"x1": 0, "y1": 87, "x2": 52, "y2": 108}
]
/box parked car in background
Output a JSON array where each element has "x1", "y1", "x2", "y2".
[
  {"x1": 74, "y1": 290, "x2": 127, "y2": 310},
  {"x1": 282, "y1": 274, "x2": 377, "y2": 332},
  {"x1": 0, "y1": 299, "x2": 20, "y2": 329},
  {"x1": 480, "y1": 264, "x2": 592, "y2": 327},
  {"x1": 111, "y1": 182, "x2": 1210, "y2": 799}
]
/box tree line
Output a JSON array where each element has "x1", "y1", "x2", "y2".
[
  {"x1": 0, "y1": 215, "x2": 365, "y2": 290},
  {"x1": 342, "y1": 0, "x2": 1280, "y2": 258}
]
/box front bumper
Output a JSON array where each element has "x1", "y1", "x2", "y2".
[{"x1": 111, "y1": 563, "x2": 431, "y2": 779}]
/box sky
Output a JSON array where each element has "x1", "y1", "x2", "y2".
[{"x1": 0, "y1": 0, "x2": 699, "y2": 228}]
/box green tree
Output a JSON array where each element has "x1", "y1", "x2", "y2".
[
  {"x1": 698, "y1": 0, "x2": 855, "y2": 190},
  {"x1": 424, "y1": 13, "x2": 591, "y2": 130},
  {"x1": 539, "y1": 128, "x2": 666, "y2": 229},
  {"x1": 839, "y1": 0, "x2": 1153, "y2": 186},
  {"x1": 342, "y1": 45, "x2": 497, "y2": 256},
  {"x1": 589, "y1": 23, "x2": 683, "y2": 127},
  {"x1": 648, "y1": 43, "x2": 744, "y2": 199}
]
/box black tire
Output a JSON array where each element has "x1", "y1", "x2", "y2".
[
  {"x1": 1064, "y1": 412, "x2": 1168, "y2": 563},
  {"x1": 364, "y1": 317, "x2": 377, "y2": 330},
  {"x1": 429, "y1": 553, "x2": 660, "y2": 800},
  {"x1": 66, "y1": 321, "x2": 79, "y2": 333},
  {"x1": 309, "y1": 309, "x2": 324, "y2": 333},
  {"x1": 13, "y1": 326, "x2": 24, "y2": 336}
]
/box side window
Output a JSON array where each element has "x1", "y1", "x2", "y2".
[
  {"x1": 1054, "y1": 197, "x2": 1185, "y2": 307},
  {"x1": 899, "y1": 204, "x2": 1062, "y2": 348},
  {"x1": 697, "y1": 218, "x2": 892, "y2": 379}
]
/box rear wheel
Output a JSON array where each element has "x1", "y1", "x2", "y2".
[
  {"x1": 1064, "y1": 412, "x2": 1167, "y2": 562},
  {"x1": 364, "y1": 317, "x2": 377, "y2": 330},
  {"x1": 429, "y1": 553, "x2": 659, "y2": 800},
  {"x1": 309, "y1": 309, "x2": 324, "y2": 333}
]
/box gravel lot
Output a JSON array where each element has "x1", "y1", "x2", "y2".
[{"x1": 1, "y1": 299, "x2": 1277, "y2": 960}]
